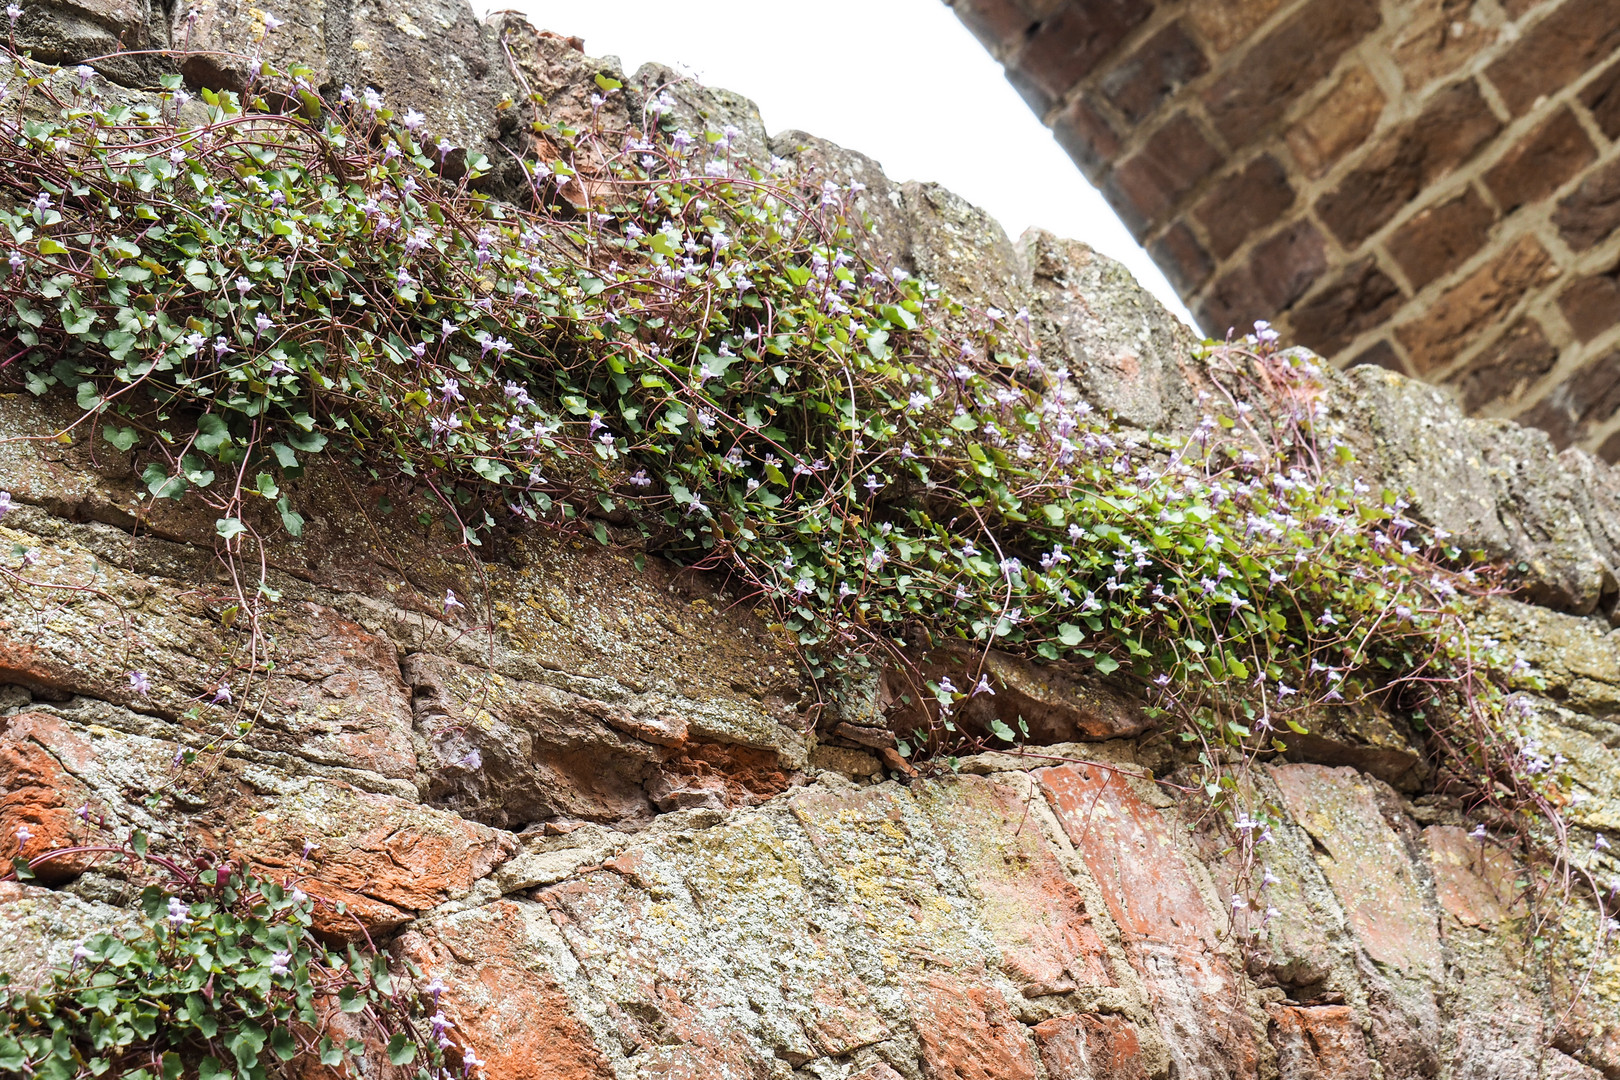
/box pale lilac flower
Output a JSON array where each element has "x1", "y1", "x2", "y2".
[
  {"x1": 402, "y1": 108, "x2": 425, "y2": 131},
  {"x1": 269, "y1": 950, "x2": 291, "y2": 975},
  {"x1": 129, "y1": 670, "x2": 151, "y2": 695},
  {"x1": 211, "y1": 682, "x2": 232, "y2": 705},
  {"x1": 444, "y1": 589, "x2": 463, "y2": 612},
  {"x1": 167, "y1": 896, "x2": 189, "y2": 926}
]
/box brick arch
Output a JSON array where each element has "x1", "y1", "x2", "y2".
[{"x1": 951, "y1": 0, "x2": 1620, "y2": 460}]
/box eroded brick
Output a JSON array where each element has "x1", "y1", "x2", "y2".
[
  {"x1": 1485, "y1": 0, "x2": 1620, "y2": 114},
  {"x1": 1202, "y1": 0, "x2": 1382, "y2": 146},
  {"x1": 1446, "y1": 317, "x2": 1561, "y2": 410},
  {"x1": 1394, "y1": 234, "x2": 1556, "y2": 373},
  {"x1": 1099, "y1": 21, "x2": 1209, "y2": 125},
  {"x1": 1385, "y1": 186, "x2": 1496, "y2": 290},
  {"x1": 908, "y1": 975, "x2": 1040, "y2": 1080},
  {"x1": 1194, "y1": 155, "x2": 1295, "y2": 259},
  {"x1": 1104, "y1": 114, "x2": 1224, "y2": 235},
  {"x1": 1285, "y1": 66, "x2": 1386, "y2": 180},
  {"x1": 1483, "y1": 107, "x2": 1595, "y2": 214},
  {"x1": 1315, "y1": 80, "x2": 1501, "y2": 246},
  {"x1": 1289, "y1": 257, "x2": 1405, "y2": 357},
  {"x1": 1552, "y1": 156, "x2": 1620, "y2": 251}
]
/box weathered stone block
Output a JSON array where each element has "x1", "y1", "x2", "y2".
[{"x1": 1266, "y1": 1004, "x2": 1374, "y2": 1080}]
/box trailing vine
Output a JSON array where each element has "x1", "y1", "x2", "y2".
[
  {"x1": 1, "y1": 831, "x2": 456, "y2": 1079},
  {"x1": 0, "y1": 29, "x2": 1609, "y2": 1010}
]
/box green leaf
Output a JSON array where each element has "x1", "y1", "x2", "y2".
[
  {"x1": 1057, "y1": 623, "x2": 1084, "y2": 647},
  {"x1": 102, "y1": 423, "x2": 138, "y2": 452},
  {"x1": 37, "y1": 238, "x2": 68, "y2": 256},
  {"x1": 215, "y1": 517, "x2": 245, "y2": 541},
  {"x1": 276, "y1": 496, "x2": 304, "y2": 537},
  {"x1": 1092, "y1": 654, "x2": 1120, "y2": 676},
  {"x1": 386, "y1": 1035, "x2": 417, "y2": 1066},
  {"x1": 270, "y1": 442, "x2": 299, "y2": 468},
  {"x1": 194, "y1": 413, "x2": 231, "y2": 455}
]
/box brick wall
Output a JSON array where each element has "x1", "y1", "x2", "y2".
[{"x1": 951, "y1": 0, "x2": 1620, "y2": 460}]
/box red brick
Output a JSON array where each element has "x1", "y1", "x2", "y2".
[
  {"x1": 1392, "y1": 0, "x2": 1497, "y2": 91},
  {"x1": 1446, "y1": 317, "x2": 1561, "y2": 410},
  {"x1": 1385, "y1": 186, "x2": 1497, "y2": 290},
  {"x1": 1187, "y1": 0, "x2": 1287, "y2": 52},
  {"x1": 1288, "y1": 256, "x2": 1405, "y2": 357},
  {"x1": 1104, "y1": 113, "x2": 1224, "y2": 235},
  {"x1": 1148, "y1": 222, "x2": 1214, "y2": 293},
  {"x1": 1099, "y1": 21, "x2": 1209, "y2": 125},
  {"x1": 1579, "y1": 57, "x2": 1620, "y2": 140},
  {"x1": 1484, "y1": 108, "x2": 1596, "y2": 213},
  {"x1": 1201, "y1": 0, "x2": 1382, "y2": 146},
  {"x1": 1194, "y1": 155, "x2": 1296, "y2": 259},
  {"x1": 1267, "y1": 1004, "x2": 1375, "y2": 1080},
  {"x1": 1558, "y1": 262, "x2": 1620, "y2": 341},
  {"x1": 1315, "y1": 80, "x2": 1501, "y2": 246},
  {"x1": 1394, "y1": 234, "x2": 1557, "y2": 373},
  {"x1": 1516, "y1": 350, "x2": 1620, "y2": 446},
  {"x1": 908, "y1": 975, "x2": 1039, "y2": 1080},
  {"x1": 1552, "y1": 156, "x2": 1620, "y2": 251},
  {"x1": 1285, "y1": 67, "x2": 1387, "y2": 180},
  {"x1": 1485, "y1": 0, "x2": 1620, "y2": 115},
  {"x1": 1051, "y1": 94, "x2": 1122, "y2": 177},
  {"x1": 1599, "y1": 429, "x2": 1620, "y2": 462},
  {"x1": 1199, "y1": 219, "x2": 1328, "y2": 334},
  {"x1": 951, "y1": 0, "x2": 1053, "y2": 54},
  {"x1": 1033, "y1": 1014, "x2": 1150, "y2": 1079},
  {"x1": 1014, "y1": 0, "x2": 1155, "y2": 110}
]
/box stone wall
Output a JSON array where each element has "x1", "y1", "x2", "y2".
[
  {"x1": 949, "y1": 0, "x2": 1620, "y2": 461},
  {"x1": 6, "y1": 2, "x2": 1620, "y2": 1078}
]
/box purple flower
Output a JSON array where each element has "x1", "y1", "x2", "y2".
[
  {"x1": 254, "y1": 313, "x2": 273, "y2": 338},
  {"x1": 457, "y1": 748, "x2": 482, "y2": 770},
  {"x1": 269, "y1": 950, "x2": 291, "y2": 976},
  {"x1": 167, "y1": 896, "x2": 189, "y2": 926},
  {"x1": 211, "y1": 682, "x2": 232, "y2": 705},
  {"x1": 128, "y1": 670, "x2": 151, "y2": 696},
  {"x1": 444, "y1": 589, "x2": 464, "y2": 612}
]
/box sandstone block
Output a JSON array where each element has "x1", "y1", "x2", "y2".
[
  {"x1": 1385, "y1": 186, "x2": 1497, "y2": 291},
  {"x1": 1315, "y1": 79, "x2": 1501, "y2": 247},
  {"x1": 1284, "y1": 66, "x2": 1386, "y2": 180},
  {"x1": 1483, "y1": 107, "x2": 1596, "y2": 214},
  {"x1": 1266, "y1": 1004, "x2": 1374, "y2": 1079},
  {"x1": 1201, "y1": 0, "x2": 1381, "y2": 146},
  {"x1": 1394, "y1": 234, "x2": 1555, "y2": 373}
]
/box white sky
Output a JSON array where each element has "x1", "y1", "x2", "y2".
[{"x1": 494, "y1": 0, "x2": 1198, "y2": 327}]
